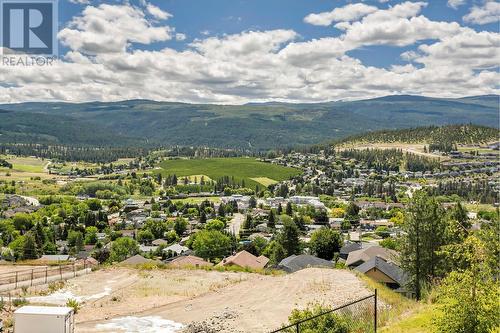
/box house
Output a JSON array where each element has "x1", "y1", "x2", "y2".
[
  {"x1": 37, "y1": 255, "x2": 71, "y2": 262},
  {"x1": 119, "y1": 254, "x2": 154, "y2": 265},
  {"x1": 164, "y1": 243, "x2": 189, "y2": 256},
  {"x1": 168, "y1": 255, "x2": 213, "y2": 268},
  {"x1": 278, "y1": 255, "x2": 333, "y2": 273},
  {"x1": 346, "y1": 246, "x2": 398, "y2": 267},
  {"x1": 139, "y1": 245, "x2": 158, "y2": 253},
  {"x1": 355, "y1": 256, "x2": 407, "y2": 290},
  {"x1": 218, "y1": 250, "x2": 269, "y2": 270},
  {"x1": 339, "y1": 242, "x2": 363, "y2": 260},
  {"x1": 152, "y1": 239, "x2": 169, "y2": 246}
]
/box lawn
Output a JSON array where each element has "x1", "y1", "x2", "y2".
[
  {"x1": 0, "y1": 155, "x2": 47, "y2": 173},
  {"x1": 157, "y1": 157, "x2": 301, "y2": 189}
]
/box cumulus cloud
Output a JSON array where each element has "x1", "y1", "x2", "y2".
[
  {"x1": 146, "y1": 4, "x2": 172, "y2": 20},
  {"x1": 463, "y1": 1, "x2": 500, "y2": 25},
  {"x1": 304, "y1": 3, "x2": 378, "y2": 26},
  {"x1": 0, "y1": 2, "x2": 498, "y2": 104},
  {"x1": 58, "y1": 4, "x2": 174, "y2": 54},
  {"x1": 447, "y1": 0, "x2": 466, "y2": 9}
]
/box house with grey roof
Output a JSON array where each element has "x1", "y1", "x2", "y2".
[
  {"x1": 278, "y1": 254, "x2": 333, "y2": 273},
  {"x1": 354, "y1": 256, "x2": 408, "y2": 292}
]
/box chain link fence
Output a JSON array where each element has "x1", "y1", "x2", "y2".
[{"x1": 271, "y1": 290, "x2": 378, "y2": 333}]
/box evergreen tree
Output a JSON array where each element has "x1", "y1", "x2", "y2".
[
  {"x1": 278, "y1": 217, "x2": 300, "y2": 257},
  {"x1": 400, "y1": 191, "x2": 446, "y2": 300},
  {"x1": 286, "y1": 202, "x2": 293, "y2": 216},
  {"x1": 267, "y1": 209, "x2": 276, "y2": 229}
]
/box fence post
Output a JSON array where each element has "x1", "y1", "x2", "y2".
[
  {"x1": 45, "y1": 267, "x2": 48, "y2": 283},
  {"x1": 15, "y1": 272, "x2": 18, "y2": 289},
  {"x1": 374, "y1": 289, "x2": 378, "y2": 333},
  {"x1": 31, "y1": 269, "x2": 34, "y2": 287},
  {"x1": 296, "y1": 322, "x2": 300, "y2": 333},
  {"x1": 59, "y1": 265, "x2": 63, "y2": 280}
]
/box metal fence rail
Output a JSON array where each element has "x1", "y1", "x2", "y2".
[
  {"x1": 0, "y1": 261, "x2": 94, "y2": 290},
  {"x1": 271, "y1": 289, "x2": 377, "y2": 333}
]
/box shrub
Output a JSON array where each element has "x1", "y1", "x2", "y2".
[{"x1": 66, "y1": 299, "x2": 80, "y2": 313}]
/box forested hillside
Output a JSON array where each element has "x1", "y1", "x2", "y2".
[{"x1": 0, "y1": 95, "x2": 498, "y2": 150}]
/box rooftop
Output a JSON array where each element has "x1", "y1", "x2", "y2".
[{"x1": 15, "y1": 306, "x2": 73, "y2": 315}]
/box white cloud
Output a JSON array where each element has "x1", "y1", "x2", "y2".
[
  {"x1": 463, "y1": 1, "x2": 500, "y2": 25},
  {"x1": 304, "y1": 3, "x2": 378, "y2": 26},
  {"x1": 447, "y1": 0, "x2": 466, "y2": 9},
  {"x1": 58, "y1": 4, "x2": 174, "y2": 54},
  {"x1": 0, "y1": 2, "x2": 499, "y2": 104},
  {"x1": 146, "y1": 4, "x2": 172, "y2": 20},
  {"x1": 175, "y1": 33, "x2": 186, "y2": 41},
  {"x1": 68, "y1": 0, "x2": 90, "y2": 4}
]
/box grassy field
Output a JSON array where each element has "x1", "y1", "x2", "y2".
[
  {"x1": 0, "y1": 155, "x2": 47, "y2": 173},
  {"x1": 172, "y1": 196, "x2": 221, "y2": 204},
  {"x1": 157, "y1": 157, "x2": 301, "y2": 189}
]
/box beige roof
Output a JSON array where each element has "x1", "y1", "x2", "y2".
[
  {"x1": 169, "y1": 255, "x2": 213, "y2": 268},
  {"x1": 218, "y1": 250, "x2": 269, "y2": 269},
  {"x1": 346, "y1": 246, "x2": 398, "y2": 267},
  {"x1": 119, "y1": 254, "x2": 153, "y2": 265}
]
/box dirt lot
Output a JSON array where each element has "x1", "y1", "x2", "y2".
[{"x1": 47, "y1": 267, "x2": 372, "y2": 333}]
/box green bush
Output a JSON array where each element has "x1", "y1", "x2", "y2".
[
  {"x1": 283, "y1": 304, "x2": 349, "y2": 333},
  {"x1": 66, "y1": 298, "x2": 80, "y2": 313}
]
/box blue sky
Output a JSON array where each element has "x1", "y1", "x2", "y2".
[
  {"x1": 1, "y1": 0, "x2": 499, "y2": 103},
  {"x1": 59, "y1": 0, "x2": 498, "y2": 68}
]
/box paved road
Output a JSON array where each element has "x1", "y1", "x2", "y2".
[{"x1": 227, "y1": 213, "x2": 244, "y2": 236}]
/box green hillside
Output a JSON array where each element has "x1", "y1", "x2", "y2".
[
  {"x1": 0, "y1": 95, "x2": 498, "y2": 150},
  {"x1": 336, "y1": 124, "x2": 499, "y2": 145}
]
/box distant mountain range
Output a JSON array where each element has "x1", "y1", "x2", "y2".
[{"x1": 0, "y1": 95, "x2": 498, "y2": 150}]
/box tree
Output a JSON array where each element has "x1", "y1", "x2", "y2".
[
  {"x1": 137, "y1": 229, "x2": 154, "y2": 244},
  {"x1": 309, "y1": 228, "x2": 342, "y2": 260},
  {"x1": 345, "y1": 202, "x2": 360, "y2": 225},
  {"x1": 375, "y1": 226, "x2": 391, "y2": 238},
  {"x1": 331, "y1": 208, "x2": 345, "y2": 218},
  {"x1": 217, "y1": 203, "x2": 226, "y2": 217},
  {"x1": 252, "y1": 236, "x2": 268, "y2": 256},
  {"x1": 206, "y1": 219, "x2": 225, "y2": 231},
  {"x1": 109, "y1": 237, "x2": 138, "y2": 262},
  {"x1": 433, "y1": 235, "x2": 500, "y2": 333},
  {"x1": 285, "y1": 202, "x2": 293, "y2": 216},
  {"x1": 249, "y1": 196, "x2": 257, "y2": 209},
  {"x1": 67, "y1": 231, "x2": 84, "y2": 254},
  {"x1": 12, "y1": 213, "x2": 32, "y2": 234},
  {"x1": 277, "y1": 217, "x2": 300, "y2": 257},
  {"x1": 242, "y1": 215, "x2": 253, "y2": 230},
  {"x1": 173, "y1": 217, "x2": 188, "y2": 236},
  {"x1": 22, "y1": 232, "x2": 39, "y2": 259},
  {"x1": 143, "y1": 219, "x2": 168, "y2": 239},
  {"x1": 84, "y1": 226, "x2": 99, "y2": 245},
  {"x1": 267, "y1": 209, "x2": 276, "y2": 229},
  {"x1": 263, "y1": 240, "x2": 286, "y2": 265},
  {"x1": 400, "y1": 191, "x2": 446, "y2": 300},
  {"x1": 192, "y1": 230, "x2": 232, "y2": 261},
  {"x1": 277, "y1": 203, "x2": 283, "y2": 215}
]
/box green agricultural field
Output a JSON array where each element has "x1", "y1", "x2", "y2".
[
  {"x1": 0, "y1": 155, "x2": 47, "y2": 173},
  {"x1": 157, "y1": 157, "x2": 301, "y2": 189}
]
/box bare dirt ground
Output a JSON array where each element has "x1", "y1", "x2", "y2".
[
  {"x1": 67, "y1": 267, "x2": 371, "y2": 333},
  {"x1": 337, "y1": 143, "x2": 447, "y2": 160}
]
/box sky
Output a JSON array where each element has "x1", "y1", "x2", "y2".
[{"x1": 0, "y1": 0, "x2": 499, "y2": 104}]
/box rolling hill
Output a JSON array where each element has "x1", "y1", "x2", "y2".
[{"x1": 0, "y1": 95, "x2": 497, "y2": 150}]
